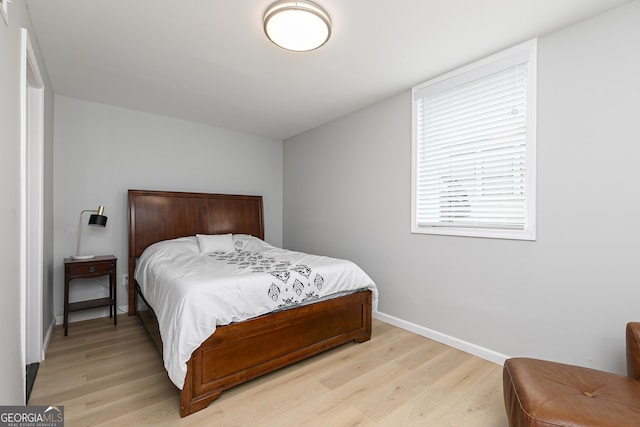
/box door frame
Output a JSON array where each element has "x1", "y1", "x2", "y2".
[{"x1": 21, "y1": 28, "x2": 45, "y2": 372}]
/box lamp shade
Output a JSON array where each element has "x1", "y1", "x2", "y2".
[
  {"x1": 263, "y1": 0, "x2": 331, "y2": 52},
  {"x1": 88, "y1": 213, "x2": 107, "y2": 226}
]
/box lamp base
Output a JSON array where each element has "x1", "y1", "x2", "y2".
[{"x1": 71, "y1": 254, "x2": 95, "y2": 260}]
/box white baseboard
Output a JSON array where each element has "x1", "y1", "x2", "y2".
[
  {"x1": 41, "y1": 318, "x2": 55, "y2": 361},
  {"x1": 373, "y1": 311, "x2": 508, "y2": 366}
]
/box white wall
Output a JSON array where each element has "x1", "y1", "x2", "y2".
[
  {"x1": 53, "y1": 96, "x2": 283, "y2": 323},
  {"x1": 283, "y1": 1, "x2": 640, "y2": 374},
  {"x1": 0, "y1": 0, "x2": 54, "y2": 404}
]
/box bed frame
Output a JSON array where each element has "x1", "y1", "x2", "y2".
[{"x1": 128, "y1": 189, "x2": 372, "y2": 417}]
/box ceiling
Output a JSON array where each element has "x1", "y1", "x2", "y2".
[{"x1": 26, "y1": 0, "x2": 631, "y2": 140}]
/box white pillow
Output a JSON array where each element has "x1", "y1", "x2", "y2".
[{"x1": 196, "y1": 233, "x2": 235, "y2": 254}]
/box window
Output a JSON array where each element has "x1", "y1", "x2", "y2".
[{"x1": 411, "y1": 39, "x2": 536, "y2": 240}]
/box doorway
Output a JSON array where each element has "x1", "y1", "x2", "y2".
[{"x1": 21, "y1": 28, "x2": 44, "y2": 402}]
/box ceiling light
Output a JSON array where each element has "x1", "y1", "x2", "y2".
[{"x1": 263, "y1": 1, "x2": 331, "y2": 52}]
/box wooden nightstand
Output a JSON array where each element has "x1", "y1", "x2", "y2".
[{"x1": 63, "y1": 255, "x2": 117, "y2": 336}]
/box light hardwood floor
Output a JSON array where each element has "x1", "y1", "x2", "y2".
[{"x1": 30, "y1": 315, "x2": 508, "y2": 426}]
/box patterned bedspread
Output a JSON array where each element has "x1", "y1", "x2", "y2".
[{"x1": 134, "y1": 235, "x2": 377, "y2": 389}]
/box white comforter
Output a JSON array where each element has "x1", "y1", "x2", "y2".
[{"x1": 134, "y1": 234, "x2": 377, "y2": 389}]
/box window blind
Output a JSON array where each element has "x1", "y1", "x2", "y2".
[{"x1": 414, "y1": 61, "x2": 528, "y2": 230}]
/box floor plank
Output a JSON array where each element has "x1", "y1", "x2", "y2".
[{"x1": 30, "y1": 314, "x2": 508, "y2": 426}]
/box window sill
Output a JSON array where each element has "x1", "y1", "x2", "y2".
[{"x1": 411, "y1": 225, "x2": 536, "y2": 241}]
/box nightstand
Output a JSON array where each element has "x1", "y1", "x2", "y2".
[{"x1": 63, "y1": 255, "x2": 117, "y2": 336}]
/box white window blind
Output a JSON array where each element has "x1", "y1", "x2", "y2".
[{"x1": 411, "y1": 40, "x2": 536, "y2": 240}]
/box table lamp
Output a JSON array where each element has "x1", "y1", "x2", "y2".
[{"x1": 72, "y1": 205, "x2": 108, "y2": 260}]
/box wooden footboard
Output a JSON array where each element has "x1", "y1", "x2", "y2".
[{"x1": 180, "y1": 290, "x2": 372, "y2": 417}]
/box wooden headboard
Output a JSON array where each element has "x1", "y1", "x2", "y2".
[{"x1": 127, "y1": 189, "x2": 264, "y2": 314}]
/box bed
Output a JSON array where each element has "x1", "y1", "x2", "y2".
[{"x1": 127, "y1": 189, "x2": 375, "y2": 417}]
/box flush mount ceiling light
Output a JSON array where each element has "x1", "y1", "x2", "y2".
[{"x1": 263, "y1": 0, "x2": 331, "y2": 52}]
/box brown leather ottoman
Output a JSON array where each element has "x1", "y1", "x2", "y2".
[{"x1": 503, "y1": 323, "x2": 640, "y2": 426}]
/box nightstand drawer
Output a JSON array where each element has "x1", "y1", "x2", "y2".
[{"x1": 67, "y1": 261, "x2": 114, "y2": 277}]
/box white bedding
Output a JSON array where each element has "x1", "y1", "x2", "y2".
[{"x1": 134, "y1": 234, "x2": 378, "y2": 389}]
